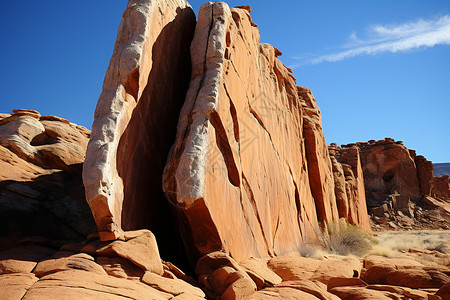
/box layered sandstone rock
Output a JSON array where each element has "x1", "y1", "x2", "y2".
[
  {"x1": 0, "y1": 109, "x2": 95, "y2": 242},
  {"x1": 328, "y1": 144, "x2": 371, "y2": 232},
  {"x1": 82, "y1": 0, "x2": 196, "y2": 270},
  {"x1": 299, "y1": 87, "x2": 339, "y2": 225},
  {"x1": 337, "y1": 138, "x2": 450, "y2": 230},
  {"x1": 163, "y1": 2, "x2": 320, "y2": 263},
  {"x1": 357, "y1": 139, "x2": 422, "y2": 207},
  {"x1": 0, "y1": 230, "x2": 206, "y2": 300}
]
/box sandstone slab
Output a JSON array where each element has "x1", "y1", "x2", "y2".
[
  {"x1": 96, "y1": 230, "x2": 164, "y2": 275},
  {"x1": 33, "y1": 253, "x2": 106, "y2": 277},
  {"x1": 141, "y1": 271, "x2": 205, "y2": 299},
  {"x1": 96, "y1": 256, "x2": 145, "y2": 279},
  {"x1": 329, "y1": 286, "x2": 399, "y2": 299},
  {"x1": 22, "y1": 269, "x2": 172, "y2": 300},
  {"x1": 0, "y1": 273, "x2": 38, "y2": 300},
  {"x1": 239, "y1": 257, "x2": 282, "y2": 287},
  {"x1": 268, "y1": 253, "x2": 361, "y2": 284}
]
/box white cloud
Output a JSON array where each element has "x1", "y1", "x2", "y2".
[{"x1": 291, "y1": 15, "x2": 450, "y2": 67}]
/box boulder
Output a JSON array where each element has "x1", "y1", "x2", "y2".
[
  {"x1": 96, "y1": 230, "x2": 164, "y2": 275},
  {"x1": 239, "y1": 257, "x2": 282, "y2": 287},
  {"x1": 385, "y1": 268, "x2": 449, "y2": 289},
  {"x1": 141, "y1": 271, "x2": 205, "y2": 299}
]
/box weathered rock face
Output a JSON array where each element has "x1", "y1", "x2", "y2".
[
  {"x1": 163, "y1": 3, "x2": 320, "y2": 263},
  {"x1": 357, "y1": 139, "x2": 422, "y2": 207},
  {"x1": 431, "y1": 176, "x2": 450, "y2": 199},
  {"x1": 328, "y1": 144, "x2": 371, "y2": 232},
  {"x1": 299, "y1": 87, "x2": 339, "y2": 225},
  {"x1": 412, "y1": 152, "x2": 434, "y2": 196},
  {"x1": 84, "y1": 0, "x2": 374, "y2": 268},
  {"x1": 0, "y1": 110, "x2": 95, "y2": 243},
  {"x1": 337, "y1": 138, "x2": 450, "y2": 231},
  {"x1": 82, "y1": 0, "x2": 196, "y2": 267}
]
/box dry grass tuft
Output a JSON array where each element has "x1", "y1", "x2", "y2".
[{"x1": 317, "y1": 222, "x2": 376, "y2": 256}]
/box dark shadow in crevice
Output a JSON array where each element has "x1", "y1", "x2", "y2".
[{"x1": 116, "y1": 7, "x2": 196, "y2": 273}]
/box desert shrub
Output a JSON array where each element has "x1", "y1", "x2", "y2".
[
  {"x1": 318, "y1": 222, "x2": 376, "y2": 256},
  {"x1": 298, "y1": 244, "x2": 327, "y2": 259}
]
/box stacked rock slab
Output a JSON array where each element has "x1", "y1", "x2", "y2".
[
  {"x1": 299, "y1": 86, "x2": 339, "y2": 225},
  {"x1": 82, "y1": 0, "x2": 196, "y2": 250},
  {"x1": 163, "y1": 3, "x2": 320, "y2": 263},
  {"x1": 328, "y1": 144, "x2": 371, "y2": 232},
  {"x1": 0, "y1": 110, "x2": 95, "y2": 242}
]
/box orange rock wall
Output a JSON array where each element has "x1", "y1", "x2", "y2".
[
  {"x1": 357, "y1": 139, "x2": 422, "y2": 207},
  {"x1": 163, "y1": 3, "x2": 320, "y2": 263},
  {"x1": 83, "y1": 0, "x2": 374, "y2": 265},
  {"x1": 329, "y1": 144, "x2": 371, "y2": 232},
  {"x1": 299, "y1": 86, "x2": 339, "y2": 225},
  {"x1": 82, "y1": 0, "x2": 196, "y2": 245}
]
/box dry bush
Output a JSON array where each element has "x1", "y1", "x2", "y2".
[
  {"x1": 298, "y1": 244, "x2": 327, "y2": 260},
  {"x1": 317, "y1": 222, "x2": 376, "y2": 256}
]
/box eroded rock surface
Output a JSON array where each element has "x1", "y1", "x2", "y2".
[
  {"x1": 335, "y1": 138, "x2": 450, "y2": 231},
  {"x1": 0, "y1": 109, "x2": 95, "y2": 243},
  {"x1": 163, "y1": 2, "x2": 321, "y2": 263},
  {"x1": 300, "y1": 87, "x2": 339, "y2": 226},
  {"x1": 82, "y1": 0, "x2": 196, "y2": 253},
  {"x1": 329, "y1": 144, "x2": 371, "y2": 232}
]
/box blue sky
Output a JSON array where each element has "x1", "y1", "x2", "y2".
[{"x1": 1, "y1": 1, "x2": 449, "y2": 162}]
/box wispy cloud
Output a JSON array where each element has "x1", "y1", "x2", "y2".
[{"x1": 291, "y1": 15, "x2": 450, "y2": 68}]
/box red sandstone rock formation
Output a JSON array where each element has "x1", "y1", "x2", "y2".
[
  {"x1": 358, "y1": 139, "x2": 422, "y2": 206},
  {"x1": 328, "y1": 144, "x2": 372, "y2": 232},
  {"x1": 299, "y1": 87, "x2": 339, "y2": 225},
  {"x1": 337, "y1": 138, "x2": 450, "y2": 231},
  {"x1": 82, "y1": 0, "x2": 196, "y2": 270},
  {"x1": 0, "y1": 109, "x2": 95, "y2": 243},
  {"x1": 83, "y1": 0, "x2": 374, "y2": 267},
  {"x1": 163, "y1": 2, "x2": 321, "y2": 263}
]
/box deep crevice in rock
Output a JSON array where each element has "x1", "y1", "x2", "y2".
[{"x1": 115, "y1": 7, "x2": 196, "y2": 273}]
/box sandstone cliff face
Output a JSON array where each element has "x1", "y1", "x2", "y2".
[
  {"x1": 328, "y1": 144, "x2": 371, "y2": 232},
  {"x1": 82, "y1": 0, "x2": 196, "y2": 261},
  {"x1": 356, "y1": 139, "x2": 422, "y2": 208},
  {"x1": 163, "y1": 3, "x2": 319, "y2": 263},
  {"x1": 299, "y1": 87, "x2": 339, "y2": 225},
  {"x1": 337, "y1": 138, "x2": 450, "y2": 230},
  {"x1": 0, "y1": 110, "x2": 95, "y2": 243}
]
